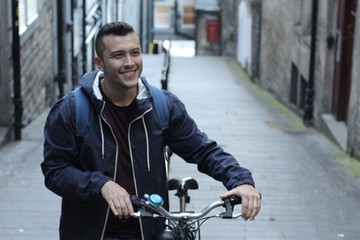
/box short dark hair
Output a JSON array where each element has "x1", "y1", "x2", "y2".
[{"x1": 95, "y1": 21, "x2": 135, "y2": 59}]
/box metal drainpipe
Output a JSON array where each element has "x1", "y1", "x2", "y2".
[
  {"x1": 174, "y1": 0, "x2": 179, "y2": 35},
  {"x1": 140, "y1": 0, "x2": 144, "y2": 51},
  {"x1": 56, "y1": 0, "x2": 65, "y2": 98},
  {"x1": 149, "y1": 0, "x2": 154, "y2": 42},
  {"x1": 303, "y1": 0, "x2": 319, "y2": 126},
  {"x1": 82, "y1": 0, "x2": 86, "y2": 75},
  {"x1": 12, "y1": 0, "x2": 22, "y2": 140}
]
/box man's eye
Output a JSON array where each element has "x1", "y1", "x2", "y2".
[{"x1": 113, "y1": 53, "x2": 124, "y2": 58}]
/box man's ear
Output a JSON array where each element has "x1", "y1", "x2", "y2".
[{"x1": 94, "y1": 56, "x2": 104, "y2": 71}]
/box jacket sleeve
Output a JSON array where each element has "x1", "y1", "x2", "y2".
[
  {"x1": 165, "y1": 93, "x2": 255, "y2": 190},
  {"x1": 41, "y1": 95, "x2": 112, "y2": 201}
]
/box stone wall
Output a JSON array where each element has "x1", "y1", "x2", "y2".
[
  {"x1": 260, "y1": 0, "x2": 293, "y2": 103},
  {"x1": 258, "y1": 0, "x2": 360, "y2": 159},
  {"x1": 260, "y1": 0, "x2": 336, "y2": 117},
  {"x1": 0, "y1": 0, "x2": 12, "y2": 128},
  {"x1": 347, "y1": 7, "x2": 360, "y2": 159},
  {"x1": 220, "y1": 0, "x2": 261, "y2": 79},
  {"x1": 219, "y1": 0, "x2": 239, "y2": 56}
]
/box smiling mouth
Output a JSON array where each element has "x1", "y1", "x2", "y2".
[{"x1": 121, "y1": 70, "x2": 137, "y2": 78}]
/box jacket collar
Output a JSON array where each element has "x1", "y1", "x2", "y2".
[
  {"x1": 85, "y1": 70, "x2": 151, "y2": 100},
  {"x1": 79, "y1": 69, "x2": 151, "y2": 100}
]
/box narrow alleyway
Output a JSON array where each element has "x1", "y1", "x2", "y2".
[
  {"x1": 166, "y1": 56, "x2": 360, "y2": 239},
  {"x1": 0, "y1": 55, "x2": 359, "y2": 240}
]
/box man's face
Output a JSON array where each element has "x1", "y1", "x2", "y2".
[{"x1": 96, "y1": 32, "x2": 143, "y2": 89}]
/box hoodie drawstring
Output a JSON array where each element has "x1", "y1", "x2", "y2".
[
  {"x1": 99, "y1": 115, "x2": 105, "y2": 160},
  {"x1": 141, "y1": 117, "x2": 150, "y2": 172}
]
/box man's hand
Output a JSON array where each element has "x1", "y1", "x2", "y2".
[
  {"x1": 220, "y1": 184, "x2": 261, "y2": 220},
  {"x1": 100, "y1": 181, "x2": 134, "y2": 219}
]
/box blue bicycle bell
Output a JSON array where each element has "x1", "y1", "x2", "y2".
[{"x1": 149, "y1": 194, "x2": 164, "y2": 207}]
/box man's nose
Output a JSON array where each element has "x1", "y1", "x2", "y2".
[{"x1": 124, "y1": 54, "x2": 134, "y2": 65}]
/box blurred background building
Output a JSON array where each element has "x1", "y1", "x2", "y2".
[{"x1": 1, "y1": 0, "x2": 360, "y2": 160}]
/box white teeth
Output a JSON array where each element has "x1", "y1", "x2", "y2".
[{"x1": 123, "y1": 71, "x2": 135, "y2": 76}]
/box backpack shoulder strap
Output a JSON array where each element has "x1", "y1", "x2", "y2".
[
  {"x1": 147, "y1": 84, "x2": 169, "y2": 131},
  {"x1": 147, "y1": 83, "x2": 171, "y2": 176},
  {"x1": 74, "y1": 87, "x2": 89, "y2": 137}
]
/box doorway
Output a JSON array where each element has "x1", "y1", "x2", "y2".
[{"x1": 332, "y1": 0, "x2": 357, "y2": 122}]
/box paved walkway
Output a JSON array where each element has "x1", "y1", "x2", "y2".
[
  {"x1": 0, "y1": 55, "x2": 359, "y2": 240},
  {"x1": 166, "y1": 56, "x2": 360, "y2": 240}
]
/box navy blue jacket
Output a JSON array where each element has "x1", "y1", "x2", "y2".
[{"x1": 41, "y1": 70, "x2": 255, "y2": 240}]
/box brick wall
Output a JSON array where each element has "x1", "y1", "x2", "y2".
[{"x1": 20, "y1": 0, "x2": 54, "y2": 125}]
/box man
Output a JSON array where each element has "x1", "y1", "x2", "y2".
[{"x1": 41, "y1": 21, "x2": 261, "y2": 240}]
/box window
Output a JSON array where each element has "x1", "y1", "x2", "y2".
[
  {"x1": 182, "y1": 6, "x2": 195, "y2": 28},
  {"x1": 300, "y1": 75, "x2": 308, "y2": 109},
  {"x1": 290, "y1": 63, "x2": 299, "y2": 105},
  {"x1": 154, "y1": 6, "x2": 172, "y2": 29},
  {"x1": 19, "y1": 0, "x2": 39, "y2": 35}
]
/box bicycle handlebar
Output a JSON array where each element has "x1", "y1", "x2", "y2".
[{"x1": 131, "y1": 194, "x2": 242, "y2": 220}]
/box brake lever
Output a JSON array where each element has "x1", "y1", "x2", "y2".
[
  {"x1": 130, "y1": 195, "x2": 145, "y2": 208},
  {"x1": 220, "y1": 196, "x2": 242, "y2": 219},
  {"x1": 133, "y1": 208, "x2": 155, "y2": 218},
  {"x1": 131, "y1": 195, "x2": 149, "y2": 218},
  {"x1": 130, "y1": 195, "x2": 162, "y2": 218}
]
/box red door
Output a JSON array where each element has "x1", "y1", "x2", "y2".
[{"x1": 332, "y1": 0, "x2": 357, "y2": 122}]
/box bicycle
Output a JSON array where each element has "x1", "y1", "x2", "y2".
[{"x1": 131, "y1": 177, "x2": 242, "y2": 240}]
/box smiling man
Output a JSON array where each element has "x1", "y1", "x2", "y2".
[
  {"x1": 41, "y1": 21, "x2": 261, "y2": 240},
  {"x1": 94, "y1": 27, "x2": 142, "y2": 106}
]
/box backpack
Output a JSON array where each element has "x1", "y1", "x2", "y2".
[{"x1": 74, "y1": 81, "x2": 169, "y2": 137}]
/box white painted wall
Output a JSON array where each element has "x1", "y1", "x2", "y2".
[
  {"x1": 102, "y1": 0, "x2": 142, "y2": 34},
  {"x1": 237, "y1": 1, "x2": 252, "y2": 75},
  {"x1": 119, "y1": 0, "x2": 142, "y2": 33}
]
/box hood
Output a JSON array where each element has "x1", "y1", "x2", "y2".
[{"x1": 79, "y1": 70, "x2": 151, "y2": 103}]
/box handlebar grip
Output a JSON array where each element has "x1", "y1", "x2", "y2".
[
  {"x1": 228, "y1": 196, "x2": 241, "y2": 206},
  {"x1": 221, "y1": 196, "x2": 241, "y2": 219}
]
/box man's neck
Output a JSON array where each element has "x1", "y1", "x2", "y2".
[{"x1": 101, "y1": 78, "x2": 138, "y2": 107}]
